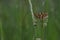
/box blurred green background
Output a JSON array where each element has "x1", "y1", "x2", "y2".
[{"x1": 0, "y1": 0, "x2": 60, "y2": 40}]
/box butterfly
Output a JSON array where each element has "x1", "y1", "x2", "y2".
[{"x1": 34, "y1": 12, "x2": 48, "y2": 19}]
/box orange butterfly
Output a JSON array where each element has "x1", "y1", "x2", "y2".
[{"x1": 34, "y1": 12, "x2": 48, "y2": 19}]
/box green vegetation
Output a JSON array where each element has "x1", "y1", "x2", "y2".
[{"x1": 0, "y1": 0, "x2": 60, "y2": 40}]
